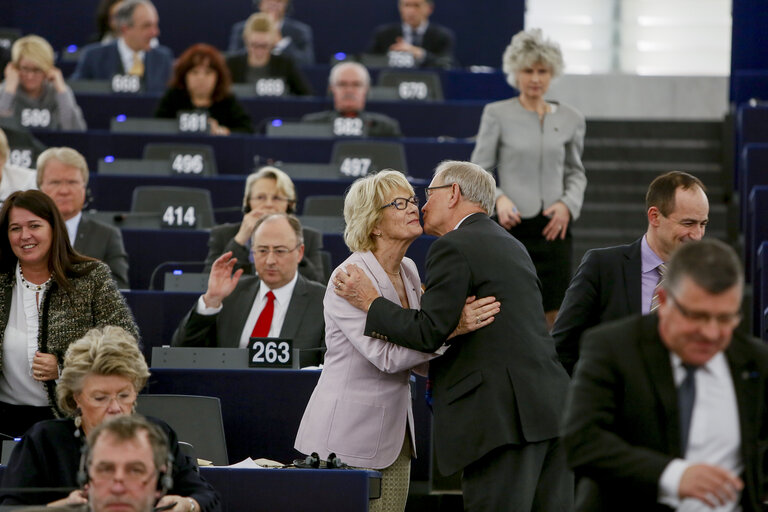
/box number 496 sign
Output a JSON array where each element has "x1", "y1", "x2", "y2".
[{"x1": 248, "y1": 338, "x2": 293, "y2": 368}]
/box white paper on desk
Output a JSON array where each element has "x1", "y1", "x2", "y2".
[{"x1": 227, "y1": 457, "x2": 264, "y2": 469}]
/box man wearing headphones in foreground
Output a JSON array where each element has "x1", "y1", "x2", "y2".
[{"x1": 30, "y1": 415, "x2": 176, "y2": 512}]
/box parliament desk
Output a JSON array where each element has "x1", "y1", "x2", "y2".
[
  {"x1": 33, "y1": 131, "x2": 475, "y2": 181},
  {"x1": 0, "y1": 465, "x2": 379, "y2": 512},
  {"x1": 200, "y1": 467, "x2": 380, "y2": 512},
  {"x1": 145, "y1": 369, "x2": 432, "y2": 481}
]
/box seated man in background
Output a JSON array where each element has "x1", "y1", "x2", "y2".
[
  {"x1": 369, "y1": 0, "x2": 455, "y2": 69},
  {"x1": 227, "y1": 0, "x2": 315, "y2": 66},
  {"x1": 173, "y1": 213, "x2": 326, "y2": 366},
  {"x1": 71, "y1": 0, "x2": 173, "y2": 93},
  {"x1": 82, "y1": 415, "x2": 172, "y2": 512},
  {"x1": 37, "y1": 147, "x2": 130, "y2": 289},
  {"x1": 301, "y1": 62, "x2": 402, "y2": 137},
  {"x1": 0, "y1": 127, "x2": 37, "y2": 203}
]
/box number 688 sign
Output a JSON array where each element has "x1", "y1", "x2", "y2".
[{"x1": 248, "y1": 338, "x2": 293, "y2": 368}]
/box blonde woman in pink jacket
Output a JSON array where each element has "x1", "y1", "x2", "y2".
[{"x1": 295, "y1": 170, "x2": 498, "y2": 512}]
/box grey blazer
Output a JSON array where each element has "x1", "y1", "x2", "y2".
[
  {"x1": 171, "y1": 274, "x2": 326, "y2": 366},
  {"x1": 471, "y1": 98, "x2": 587, "y2": 220},
  {"x1": 74, "y1": 214, "x2": 130, "y2": 289}
]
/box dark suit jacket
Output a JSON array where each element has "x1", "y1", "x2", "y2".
[
  {"x1": 203, "y1": 222, "x2": 325, "y2": 283},
  {"x1": 552, "y1": 237, "x2": 642, "y2": 375},
  {"x1": 562, "y1": 313, "x2": 768, "y2": 512},
  {"x1": 369, "y1": 22, "x2": 455, "y2": 68},
  {"x1": 364, "y1": 213, "x2": 569, "y2": 475},
  {"x1": 70, "y1": 41, "x2": 173, "y2": 93},
  {"x1": 74, "y1": 213, "x2": 130, "y2": 289},
  {"x1": 301, "y1": 110, "x2": 402, "y2": 138},
  {"x1": 227, "y1": 17, "x2": 315, "y2": 66},
  {"x1": 154, "y1": 87, "x2": 254, "y2": 133},
  {"x1": 225, "y1": 52, "x2": 312, "y2": 96},
  {"x1": 171, "y1": 274, "x2": 326, "y2": 366}
]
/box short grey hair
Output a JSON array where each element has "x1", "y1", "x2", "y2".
[
  {"x1": 664, "y1": 239, "x2": 743, "y2": 296},
  {"x1": 329, "y1": 61, "x2": 370, "y2": 88},
  {"x1": 433, "y1": 161, "x2": 495, "y2": 216},
  {"x1": 114, "y1": 0, "x2": 154, "y2": 28},
  {"x1": 252, "y1": 212, "x2": 304, "y2": 246},
  {"x1": 343, "y1": 169, "x2": 413, "y2": 252},
  {"x1": 502, "y1": 28, "x2": 564, "y2": 88},
  {"x1": 243, "y1": 166, "x2": 297, "y2": 213},
  {"x1": 57, "y1": 326, "x2": 149, "y2": 417},
  {"x1": 36, "y1": 147, "x2": 90, "y2": 187}
]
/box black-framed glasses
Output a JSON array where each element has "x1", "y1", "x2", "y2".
[
  {"x1": 667, "y1": 291, "x2": 742, "y2": 328},
  {"x1": 424, "y1": 184, "x2": 454, "y2": 201},
  {"x1": 380, "y1": 196, "x2": 419, "y2": 210},
  {"x1": 249, "y1": 194, "x2": 293, "y2": 205}
]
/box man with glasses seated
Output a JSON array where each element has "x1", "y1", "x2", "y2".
[
  {"x1": 173, "y1": 213, "x2": 325, "y2": 366},
  {"x1": 301, "y1": 62, "x2": 402, "y2": 138},
  {"x1": 553, "y1": 171, "x2": 710, "y2": 375},
  {"x1": 562, "y1": 239, "x2": 768, "y2": 512}
]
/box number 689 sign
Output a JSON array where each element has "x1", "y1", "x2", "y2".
[{"x1": 248, "y1": 338, "x2": 293, "y2": 368}]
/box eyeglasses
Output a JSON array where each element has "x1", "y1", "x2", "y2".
[
  {"x1": 667, "y1": 291, "x2": 742, "y2": 328},
  {"x1": 380, "y1": 196, "x2": 419, "y2": 210},
  {"x1": 81, "y1": 391, "x2": 137, "y2": 408},
  {"x1": 249, "y1": 194, "x2": 292, "y2": 205},
  {"x1": 247, "y1": 42, "x2": 272, "y2": 50},
  {"x1": 90, "y1": 464, "x2": 156, "y2": 487},
  {"x1": 18, "y1": 66, "x2": 44, "y2": 75},
  {"x1": 424, "y1": 184, "x2": 454, "y2": 201},
  {"x1": 252, "y1": 244, "x2": 300, "y2": 258}
]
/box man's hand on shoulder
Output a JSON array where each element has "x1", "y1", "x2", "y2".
[{"x1": 333, "y1": 264, "x2": 379, "y2": 312}]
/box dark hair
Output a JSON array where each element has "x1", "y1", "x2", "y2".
[
  {"x1": 170, "y1": 43, "x2": 232, "y2": 103},
  {"x1": 0, "y1": 190, "x2": 95, "y2": 291},
  {"x1": 94, "y1": 0, "x2": 122, "y2": 40},
  {"x1": 645, "y1": 171, "x2": 707, "y2": 216},
  {"x1": 87, "y1": 414, "x2": 169, "y2": 475},
  {"x1": 664, "y1": 239, "x2": 743, "y2": 295}
]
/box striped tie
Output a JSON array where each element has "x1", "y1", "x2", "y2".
[{"x1": 650, "y1": 263, "x2": 667, "y2": 312}]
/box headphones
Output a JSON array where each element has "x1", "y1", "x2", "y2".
[
  {"x1": 294, "y1": 451, "x2": 348, "y2": 469},
  {"x1": 77, "y1": 440, "x2": 175, "y2": 493}
]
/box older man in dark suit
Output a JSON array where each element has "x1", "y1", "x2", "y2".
[
  {"x1": 369, "y1": 0, "x2": 455, "y2": 68},
  {"x1": 335, "y1": 161, "x2": 571, "y2": 511},
  {"x1": 173, "y1": 213, "x2": 325, "y2": 367},
  {"x1": 563, "y1": 239, "x2": 768, "y2": 512},
  {"x1": 71, "y1": 0, "x2": 173, "y2": 93},
  {"x1": 552, "y1": 171, "x2": 709, "y2": 375},
  {"x1": 37, "y1": 147, "x2": 129, "y2": 289}
]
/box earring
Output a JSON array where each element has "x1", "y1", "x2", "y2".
[{"x1": 74, "y1": 407, "x2": 82, "y2": 438}]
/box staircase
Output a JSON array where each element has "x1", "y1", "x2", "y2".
[{"x1": 572, "y1": 119, "x2": 731, "y2": 269}]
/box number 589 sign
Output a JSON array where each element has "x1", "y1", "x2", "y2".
[{"x1": 248, "y1": 338, "x2": 293, "y2": 368}]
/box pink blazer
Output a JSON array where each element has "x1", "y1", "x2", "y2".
[{"x1": 294, "y1": 251, "x2": 436, "y2": 469}]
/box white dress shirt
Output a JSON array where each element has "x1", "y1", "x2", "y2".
[
  {"x1": 0, "y1": 266, "x2": 50, "y2": 406},
  {"x1": 117, "y1": 38, "x2": 145, "y2": 74},
  {"x1": 65, "y1": 211, "x2": 82, "y2": 246},
  {"x1": 195, "y1": 272, "x2": 299, "y2": 348},
  {"x1": 659, "y1": 352, "x2": 743, "y2": 511}
]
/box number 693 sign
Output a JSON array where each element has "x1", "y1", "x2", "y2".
[{"x1": 248, "y1": 337, "x2": 293, "y2": 368}]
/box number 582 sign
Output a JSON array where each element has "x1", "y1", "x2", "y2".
[{"x1": 248, "y1": 338, "x2": 293, "y2": 368}]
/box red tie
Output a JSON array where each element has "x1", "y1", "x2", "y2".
[{"x1": 251, "y1": 291, "x2": 275, "y2": 338}]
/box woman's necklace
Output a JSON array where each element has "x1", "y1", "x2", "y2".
[
  {"x1": 385, "y1": 269, "x2": 400, "y2": 277},
  {"x1": 19, "y1": 267, "x2": 52, "y2": 292}
]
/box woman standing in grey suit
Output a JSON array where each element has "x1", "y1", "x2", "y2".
[{"x1": 471, "y1": 28, "x2": 586, "y2": 328}]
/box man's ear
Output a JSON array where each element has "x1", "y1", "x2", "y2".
[
  {"x1": 446, "y1": 183, "x2": 461, "y2": 208},
  {"x1": 647, "y1": 206, "x2": 661, "y2": 227},
  {"x1": 296, "y1": 243, "x2": 305, "y2": 263}
]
